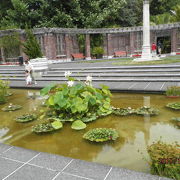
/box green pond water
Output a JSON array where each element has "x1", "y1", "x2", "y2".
[{"x1": 0, "y1": 89, "x2": 179, "y2": 173}]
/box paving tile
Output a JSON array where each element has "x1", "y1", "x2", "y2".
[
  {"x1": 105, "y1": 167, "x2": 160, "y2": 180},
  {"x1": 2, "y1": 146, "x2": 39, "y2": 162},
  {"x1": 0, "y1": 156, "x2": 23, "y2": 179},
  {"x1": 54, "y1": 172, "x2": 89, "y2": 180},
  {"x1": 63, "y1": 159, "x2": 111, "y2": 180},
  {"x1": 29, "y1": 152, "x2": 72, "y2": 171},
  {"x1": 5, "y1": 164, "x2": 58, "y2": 180},
  {"x1": 0, "y1": 143, "x2": 11, "y2": 154},
  {"x1": 146, "y1": 82, "x2": 164, "y2": 91}
]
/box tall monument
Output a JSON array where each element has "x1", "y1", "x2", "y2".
[{"x1": 134, "y1": 0, "x2": 159, "y2": 61}]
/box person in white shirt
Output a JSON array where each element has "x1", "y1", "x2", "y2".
[{"x1": 24, "y1": 60, "x2": 37, "y2": 84}]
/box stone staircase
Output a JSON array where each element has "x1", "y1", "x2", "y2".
[{"x1": 0, "y1": 64, "x2": 180, "y2": 92}]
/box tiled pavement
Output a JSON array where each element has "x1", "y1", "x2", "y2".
[{"x1": 0, "y1": 144, "x2": 171, "y2": 180}]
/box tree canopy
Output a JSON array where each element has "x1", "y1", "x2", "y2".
[{"x1": 0, "y1": 0, "x2": 179, "y2": 30}]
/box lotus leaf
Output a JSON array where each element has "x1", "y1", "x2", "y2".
[
  {"x1": 2, "y1": 104, "x2": 22, "y2": 111},
  {"x1": 135, "y1": 106, "x2": 159, "y2": 116},
  {"x1": 82, "y1": 115, "x2": 97, "y2": 122},
  {"x1": 112, "y1": 107, "x2": 135, "y2": 116},
  {"x1": 51, "y1": 121, "x2": 63, "y2": 129},
  {"x1": 166, "y1": 102, "x2": 180, "y2": 110},
  {"x1": 15, "y1": 114, "x2": 37, "y2": 123},
  {"x1": 83, "y1": 128, "x2": 119, "y2": 142},
  {"x1": 71, "y1": 120, "x2": 86, "y2": 130}
]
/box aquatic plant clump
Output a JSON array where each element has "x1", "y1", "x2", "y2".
[
  {"x1": 147, "y1": 141, "x2": 180, "y2": 180},
  {"x1": 40, "y1": 78, "x2": 112, "y2": 123},
  {"x1": 83, "y1": 128, "x2": 119, "y2": 142},
  {"x1": 0, "y1": 79, "x2": 9, "y2": 104},
  {"x1": 112, "y1": 106, "x2": 135, "y2": 116},
  {"x1": 2, "y1": 104, "x2": 22, "y2": 111},
  {"x1": 135, "y1": 106, "x2": 159, "y2": 116},
  {"x1": 32, "y1": 121, "x2": 63, "y2": 133},
  {"x1": 15, "y1": 114, "x2": 37, "y2": 123},
  {"x1": 171, "y1": 117, "x2": 180, "y2": 127},
  {"x1": 166, "y1": 102, "x2": 180, "y2": 110},
  {"x1": 165, "y1": 86, "x2": 180, "y2": 97}
]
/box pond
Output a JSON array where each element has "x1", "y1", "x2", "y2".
[{"x1": 0, "y1": 89, "x2": 179, "y2": 174}]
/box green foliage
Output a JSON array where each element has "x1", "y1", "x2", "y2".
[
  {"x1": 151, "y1": 13, "x2": 172, "y2": 25},
  {"x1": 32, "y1": 122, "x2": 55, "y2": 133},
  {"x1": 171, "y1": 117, "x2": 180, "y2": 128},
  {"x1": 51, "y1": 121, "x2": 63, "y2": 130},
  {"x1": 166, "y1": 102, "x2": 180, "y2": 110},
  {"x1": 15, "y1": 114, "x2": 37, "y2": 123},
  {"x1": 147, "y1": 141, "x2": 180, "y2": 180},
  {"x1": 40, "y1": 81, "x2": 112, "y2": 122},
  {"x1": 2, "y1": 104, "x2": 22, "y2": 111},
  {"x1": 0, "y1": 79, "x2": 9, "y2": 104},
  {"x1": 23, "y1": 28, "x2": 43, "y2": 59},
  {"x1": 0, "y1": 33, "x2": 21, "y2": 58},
  {"x1": 92, "y1": 47, "x2": 104, "y2": 57},
  {"x1": 165, "y1": 86, "x2": 180, "y2": 97},
  {"x1": 112, "y1": 106, "x2": 135, "y2": 116},
  {"x1": 135, "y1": 106, "x2": 159, "y2": 116},
  {"x1": 71, "y1": 120, "x2": 87, "y2": 130},
  {"x1": 83, "y1": 128, "x2": 119, "y2": 142}
]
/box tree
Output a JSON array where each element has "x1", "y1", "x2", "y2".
[{"x1": 23, "y1": 28, "x2": 43, "y2": 59}]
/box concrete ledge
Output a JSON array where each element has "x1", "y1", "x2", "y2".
[{"x1": 0, "y1": 143, "x2": 170, "y2": 180}]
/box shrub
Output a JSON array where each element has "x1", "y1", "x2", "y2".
[
  {"x1": 92, "y1": 47, "x2": 104, "y2": 58},
  {"x1": 147, "y1": 141, "x2": 180, "y2": 180},
  {"x1": 23, "y1": 28, "x2": 43, "y2": 59},
  {"x1": 135, "y1": 106, "x2": 159, "y2": 116},
  {"x1": 165, "y1": 86, "x2": 180, "y2": 97},
  {"x1": 0, "y1": 79, "x2": 9, "y2": 104},
  {"x1": 83, "y1": 128, "x2": 119, "y2": 142},
  {"x1": 15, "y1": 114, "x2": 37, "y2": 123}
]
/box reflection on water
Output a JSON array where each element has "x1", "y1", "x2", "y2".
[{"x1": 0, "y1": 89, "x2": 179, "y2": 173}]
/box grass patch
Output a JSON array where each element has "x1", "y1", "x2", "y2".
[
  {"x1": 77, "y1": 57, "x2": 133, "y2": 63},
  {"x1": 112, "y1": 55, "x2": 180, "y2": 66}
]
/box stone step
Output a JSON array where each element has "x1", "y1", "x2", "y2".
[
  {"x1": 50, "y1": 64, "x2": 180, "y2": 70},
  {"x1": 2, "y1": 77, "x2": 180, "y2": 82},
  {"x1": 47, "y1": 69, "x2": 180, "y2": 74},
  {"x1": 42, "y1": 73, "x2": 180, "y2": 77}
]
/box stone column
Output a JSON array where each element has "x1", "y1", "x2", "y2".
[
  {"x1": 65, "y1": 34, "x2": 71, "y2": 60},
  {"x1": 107, "y1": 34, "x2": 113, "y2": 58},
  {"x1": 85, "y1": 34, "x2": 91, "y2": 60},
  {"x1": 134, "y1": 0, "x2": 159, "y2": 61},
  {"x1": 130, "y1": 32, "x2": 135, "y2": 54},
  {"x1": 44, "y1": 33, "x2": 56, "y2": 60},
  {"x1": 0, "y1": 47, "x2": 5, "y2": 62},
  {"x1": 171, "y1": 28, "x2": 177, "y2": 54},
  {"x1": 141, "y1": 0, "x2": 151, "y2": 59}
]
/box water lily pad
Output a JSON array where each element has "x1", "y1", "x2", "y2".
[
  {"x1": 166, "y1": 102, "x2": 180, "y2": 110},
  {"x1": 51, "y1": 121, "x2": 63, "y2": 129},
  {"x1": 15, "y1": 114, "x2": 37, "y2": 123},
  {"x1": 83, "y1": 128, "x2": 119, "y2": 142},
  {"x1": 71, "y1": 120, "x2": 86, "y2": 130},
  {"x1": 32, "y1": 123, "x2": 55, "y2": 133},
  {"x1": 135, "y1": 106, "x2": 159, "y2": 116},
  {"x1": 2, "y1": 104, "x2": 22, "y2": 112},
  {"x1": 112, "y1": 107, "x2": 135, "y2": 116}
]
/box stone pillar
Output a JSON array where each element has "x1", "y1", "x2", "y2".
[
  {"x1": 130, "y1": 32, "x2": 135, "y2": 54},
  {"x1": 171, "y1": 28, "x2": 177, "y2": 54},
  {"x1": 0, "y1": 47, "x2": 5, "y2": 62},
  {"x1": 85, "y1": 34, "x2": 91, "y2": 60},
  {"x1": 65, "y1": 34, "x2": 71, "y2": 60},
  {"x1": 141, "y1": 0, "x2": 151, "y2": 59},
  {"x1": 134, "y1": 0, "x2": 159, "y2": 61},
  {"x1": 44, "y1": 33, "x2": 56, "y2": 60},
  {"x1": 107, "y1": 34, "x2": 113, "y2": 58}
]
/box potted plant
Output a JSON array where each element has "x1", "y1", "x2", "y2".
[
  {"x1": 165, "y1": 86, "x2": 180, "y2": 98},
  {"x1": 92, "y1": 47, "x2": 104, "y2": 59}
]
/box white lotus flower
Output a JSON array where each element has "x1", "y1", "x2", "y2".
[
  {"x1": 64, "y1": 71, "x2": 72, "y2": 77},
  {"x1": 67, "y1": 81, "x2": 74, "y2": 87},
  {"x1": 86, "y1": 75, "x2": 92, "y2": 82}
]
